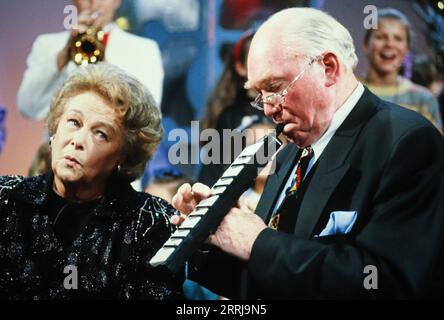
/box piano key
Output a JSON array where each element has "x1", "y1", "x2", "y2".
[
  {"x1": 171, "y1": 228, "x2": 190, "y2": 238},
  {"x1": 181, "y1": 216, "x2": 201, "y2": 228},
  {"x1": 150, "y1": 247, "x2": 176, "y2": 267},
  {"x1": 196, "y1": 195, "x2": 219, "y2": 207},
  {"x1": 164, "y1": 237, "x2": 183, "y2": 247},
  {"x1": 212, "y1": 185, "x2": 227, "y2": 194},
  {"x1": 191, "y1": 208, "x2": 209, "y2": 216},
  {"x1": 222, "y1": 165, "x2": 244, "y2": 177},
  {"x1": 213, "y1": 177, "x2": 234, "y2": 186},
  {"x1": 232, "y1": 156, "x2": 252, "y2": 165},
  {"x1": 239, "y1": 141, "x2": 264, "y2": 156}
]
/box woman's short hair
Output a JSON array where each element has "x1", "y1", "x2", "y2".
[
  {"x1": 363, "y1": 7, "x2": 413, "y2": 47},
  {"x1": 47, "y1": 63, "x2": 163, "y2": 182}
]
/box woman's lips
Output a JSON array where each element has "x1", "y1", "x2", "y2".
[{"x1": 64, "y1": 156, "x2": 81, "y2": 167}]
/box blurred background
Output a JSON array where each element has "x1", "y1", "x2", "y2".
[{"x1": 1, "y1": 0, "x2": 443, "y2": 176}]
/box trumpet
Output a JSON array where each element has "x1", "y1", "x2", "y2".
[{"x1": 69, "y1": 28, "x2": 105, "y2": 66}]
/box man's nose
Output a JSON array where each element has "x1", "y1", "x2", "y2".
[{"x1": 263, "y1": 103, "x2": 282, "y2": 118}]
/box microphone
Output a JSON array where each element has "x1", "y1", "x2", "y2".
[{"x1": 234, "y1": 115, "x2": 260, "y2": 132}]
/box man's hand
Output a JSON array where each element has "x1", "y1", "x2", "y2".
[
  {"x1": 208, "y1": 205, "x2": 267, "y2": 261},
  {"x1": 171, "y1": 182, "x2": 212, "y2": 225},
  {"x1": 171, "y1": 183, "x2": 266, "y2": 261}
]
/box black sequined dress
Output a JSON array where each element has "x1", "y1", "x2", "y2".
[{"x1": 0, "y1": 172, "x2": 184, "y2": 299}]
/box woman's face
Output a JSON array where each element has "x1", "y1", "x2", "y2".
[
  {"x1": 51, "y1": 91, "x2": 124, "y2": 191},
  {"x1": 364, "y1": 18, "x2": 409, "y2": 77}
]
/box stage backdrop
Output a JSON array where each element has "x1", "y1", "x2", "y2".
[
  {"x1": 0, "y1": 0, "x2": 435, "y2": 176},
  {"x1": 0, "y1": 0, "x2": 70, "y2": 175}
]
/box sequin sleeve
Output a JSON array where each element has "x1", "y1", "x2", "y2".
[
  {"x1": 0, "y1": 176, "x2": 24, "y2": 214},
  {"x1": 123, "y1": 194, "x2": 184, "y2": 299}
]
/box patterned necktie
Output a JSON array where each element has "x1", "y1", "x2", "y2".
[{"x1": 268, "y1": 146, "x2": 314, "y2": 230}]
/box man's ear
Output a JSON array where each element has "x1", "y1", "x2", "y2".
[
  {"x1": 234, "y1": 60, "x2": 248, "y2": 78},
  {"x1": 322, "y1": 52, "x2": 340, "y2": 87}
]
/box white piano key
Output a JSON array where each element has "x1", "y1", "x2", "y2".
[
  {"x1": 196, "y1": 195, "x2": 219, "y2": 207},
  {"x1": 222, "y1": 165, "x2": 244, "y2": 177},
  {"x1": 191, "y1": 208, "x2": 209, "y2": 216},
  {"x1": 211, "y1": 185, "x2": 227, "y2": 194},
  {"x1": 239, "y1": 141, "x2": 264, "y2": 156},
  {"x1": 232, "y1": 156, "x2": 252, "y2": 165},
  {"x1": 164, "y1": 237, "x2": 183, "y2": 247},
  {"x1": 181, "y1": 216, "x2": 201, "y2": 228},
  {"x1": 150, "y1": 247, "x2": 176, "y2": 267},
  {"x1": 213, "y1": 177, "x2": 234, "y2": 187},
  {"x1": 172, "y1": 228, "x2": 190, "y2": 238}
]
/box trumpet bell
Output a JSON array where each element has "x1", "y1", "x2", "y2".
[{"x1": 69, "y1": 29, "x2": 105, "y2": 66}]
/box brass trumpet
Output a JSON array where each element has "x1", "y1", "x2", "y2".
[{"x1": 69, "y1": 28, "x2": 105, "y2": 66}]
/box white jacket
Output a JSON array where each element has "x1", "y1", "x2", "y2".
[{"x1": 17, "y1": 25, "x2": 164, "y2": 119}]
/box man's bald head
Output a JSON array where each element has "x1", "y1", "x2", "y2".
[{"x1": 249, "y1": 8, "x2": 358, "y2": 73}]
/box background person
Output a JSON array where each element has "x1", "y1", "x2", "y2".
[
  {"x1": 361, "y1": 7, "x2": 442, "y2": 132},
  {"x1": 17, "y1": 0, "x2": 163, "y2": 119},
  {"x1": 198, "y1": 29, "x2": 269, "y2": 186}
]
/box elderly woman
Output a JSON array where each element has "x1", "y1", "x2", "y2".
[{"x1": 0, "y1": 63, "x2": 183, "y2": 299}]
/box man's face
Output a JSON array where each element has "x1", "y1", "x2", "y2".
[
  {"x1": 74, "y1": 0, "x2": 121, "y2": 26},
  {"x1": 247, "y1": 34, "x2": 336, "y2": 148}
]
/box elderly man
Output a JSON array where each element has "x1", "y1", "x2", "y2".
[{"x1": 172, "y1": 8, "x2": 444, "y2": 299}]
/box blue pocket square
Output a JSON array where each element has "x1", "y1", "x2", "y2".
[{"x1": 317, "y1": 211, "x2": 358, "y2": 237}]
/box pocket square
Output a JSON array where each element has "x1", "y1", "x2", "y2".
[{"x1": 317, "y1": 210, "x2": 358, "y2": 237}]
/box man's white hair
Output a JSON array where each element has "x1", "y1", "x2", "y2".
[{"x1": 262, "y1": 8, "x2": 358, "y2": 71}]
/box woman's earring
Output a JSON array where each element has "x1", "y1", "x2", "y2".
[
  {"x1": 117, "y1": 164, "x2": 121, "y2": 174},
  {"x1": 49, "y1": 135, "x2": 55, "y2": 146}
]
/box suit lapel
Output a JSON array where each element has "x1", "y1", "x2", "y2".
[
  {"x1": 256, "y1": 144, "x2": 301, "y2": 222},
  {"x1": 294, "y1": 88, "x2": 380, "y2": 239}
]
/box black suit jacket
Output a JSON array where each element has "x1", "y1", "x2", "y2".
[{"x1": 189, "y1": 88, "x2": 444, "y2": 299}]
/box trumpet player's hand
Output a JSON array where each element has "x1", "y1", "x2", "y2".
[
  {"x1": 171, "y1": 183, "x2": 212, "y2": 226},
  {"x1": 66, "y1": 9, "x2": 93, "y2": 33},
  {"x1": 58, "y1": 9, "x2": 106, "y2": 71},
  {"x1": 57, "y1": 9, "x2": 93, "y2": 71}
]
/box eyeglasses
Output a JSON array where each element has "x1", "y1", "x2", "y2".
[{"x1": 250, "y1": 56, "x2": 321, "y2": 111}]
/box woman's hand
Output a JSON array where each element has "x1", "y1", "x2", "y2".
[{"x1": 170, "y1": 183, "x2": 212, "y2": 225}]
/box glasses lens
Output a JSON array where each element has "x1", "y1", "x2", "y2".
[
  {"x1": 251, "y1": 95, "x2": 264, "y2": 110},
  {"x1": 266, "y1": 94, "x2": 282, "y2": 106}
]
